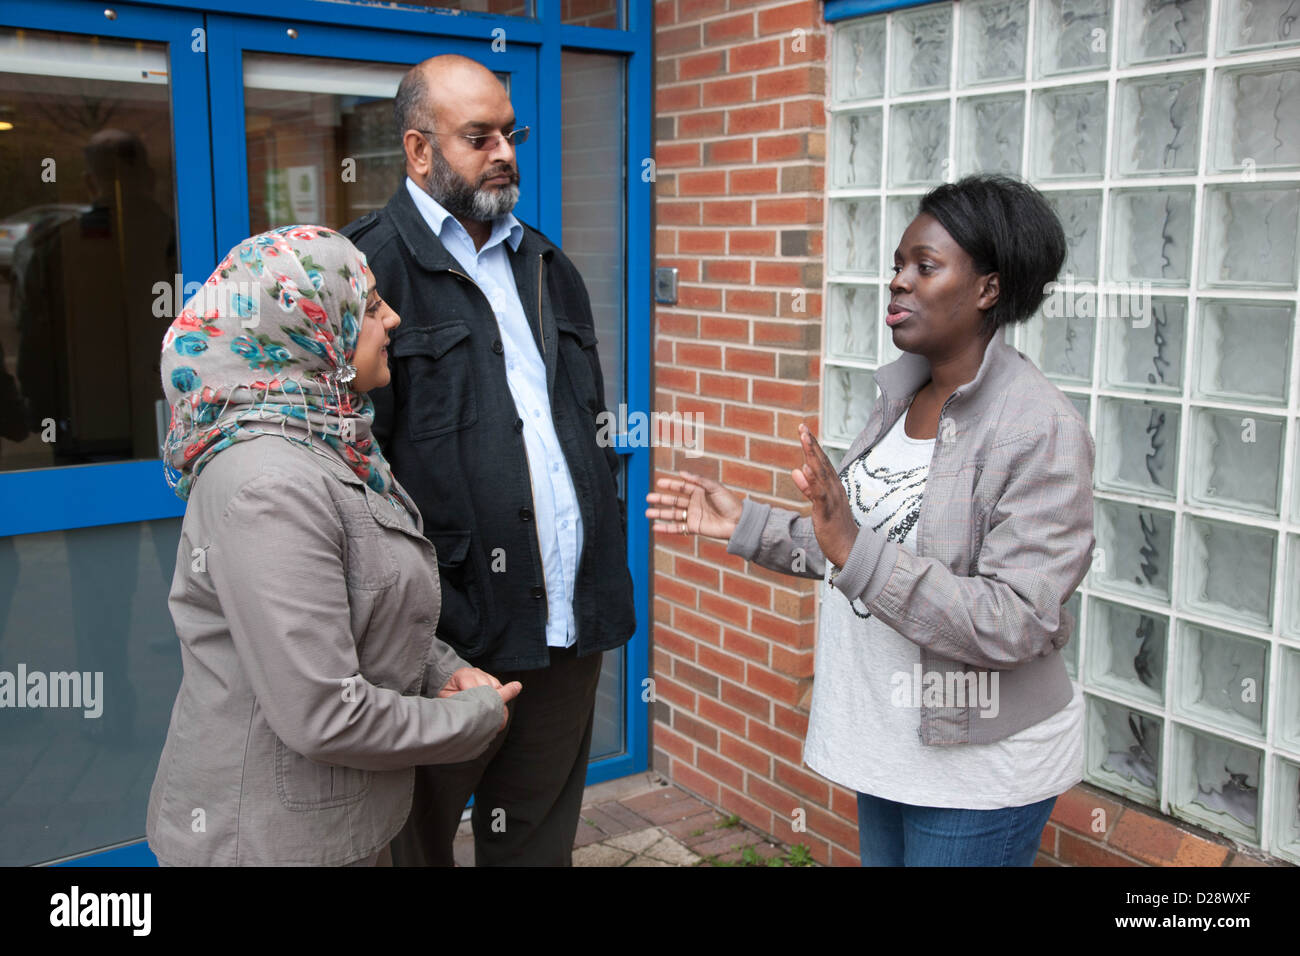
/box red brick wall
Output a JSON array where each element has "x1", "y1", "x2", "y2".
[
  {"x1": 648, "y1": 0, "x2": 1293, "y2": 868},
  {"x1": 650, "y1": 0, "x2": 849, "y2": 864}
]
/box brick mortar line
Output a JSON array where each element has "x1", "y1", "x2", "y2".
[
  {"x1": 650, "y1": 345, "x2": 821, "y2": 356},
  {"x1": 664, "y1": 22, "x2": 828, "y2": 38},
  {"x1": 651, "y1": 317, "x2": 825, "y2": 327},
  {"x1": 658, "y1": 298, "x2": 823, "y2": 311},
  {"x1": 672, "y1": 1, "x2": 829, "y2": 16},
  {"x1": 653, "y1": 221, "x2": 826, "y2": 229},
  {"x1": 669, "y1": 16, "x2": 828, "y2": 33},
  {"x1": 664, "y1": 638, "x2": 752, "y2": 670},
  {"x1": 652, "y1": 575, "x2": 819, "y2": 612},
  {"x1": 651, "y1": 388, "x2": 823, "y2": 409},
  {"x1": 654, "y1": 161, "x2": 826, "y2": 172},
  {"x1": 654, "y1": 366, "x2": 823, "y2": 379},
  {"x1": 656, "y1": 600, "x2": 818, "y2": 636},
  {"x1": 652, "y1": 263, "x2": 820, "y2": 271},
  {"x1": 651, "y1": 264, "x2": 820, "y2": 272},
  {"x1": 657, "y1": 65, "x2": 828, "y2": 85},
  {"x1": 651, "y1": 563, "x2": 822, "y2": 605},
  {"x1": 659, "y1": 193, "x2": 828, "y2": 201},
  {"x1": 650, "y1": 390, "x2": 821, "y2": 405},
  {"x1": 654, "y1": 545, "x2": 821, "y2": 586},
  {"x1": 654, "y1": 364, "x2": 821, "y2": 380},
  {"x1": 654, "y1": 94, "x2": 830, "y2": 114},
  {"x1": 649, "y1": 454, "x2": 821, "y2": 485},
  {"x1": 666, "y1": 615, "x2": 819, "y2": 662},
  {"x1": 652, "y1": 285, "x2": 823, "y2": 297},
  {"x1": 652, "y1": 628, "x2": 815, "y2": 667},
  {"x1": 656, "y1": 194, "x2": 817, "y2": 201},
  {"x1": 650, "y1": 474, "x2": 818, "y2": 500},
  {"x1": 654, "y1": 352, "x2": 821, "y2": 362},
  {"x1": 660, "y1": 132, "x2": 827, "y2": 145}
]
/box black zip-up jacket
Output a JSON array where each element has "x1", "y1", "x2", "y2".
[{"x1": 342, "y1": 185, "x2": 636, "y2": 671}]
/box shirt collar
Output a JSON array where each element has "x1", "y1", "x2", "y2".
[{"x1": 404, "y1": 176, "x2": 523, "y2": 253}]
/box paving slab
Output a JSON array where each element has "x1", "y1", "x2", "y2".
[
  {"x1": 643, "y1": 835, "x2": 701, "y2": 866},
  {"x1": 606, "y1": 827, "x2": 666, "y2": 854},
  {"x1": 593, "y1": 799, "x2": 655, "y2": 831},
  {"x1": 572, "y1": 843, "x2": 635, "y2": 867}
]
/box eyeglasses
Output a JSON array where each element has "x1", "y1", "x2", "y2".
[{"x1": 415, "y1": 126, "x2": 530, "y2": 151}]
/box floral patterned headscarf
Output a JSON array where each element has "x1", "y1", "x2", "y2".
[{"x1": 160, "y1": 225, "x2": 413, "y2": 515}]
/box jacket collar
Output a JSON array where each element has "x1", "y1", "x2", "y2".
[
  {"x1": 840, "y1": 327, "x2": 1024, "y2": 467},
  {"x1": 403, "y1": 177, "x2": 524, "y2": 256},
  {"x1": 386, "y1": 177, "x2": 553, "y2": 275},
  {"x1": 873, "y1": 325, "x2": 1021, "y2": 419}
]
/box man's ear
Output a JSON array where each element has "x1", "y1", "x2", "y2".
[{"x1": 403, "y1": 129, "x2": 433, "y2": 182}]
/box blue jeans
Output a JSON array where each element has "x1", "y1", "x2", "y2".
[{"x1": 856, "y1": 792, "x2": 1057, "y2": 866}]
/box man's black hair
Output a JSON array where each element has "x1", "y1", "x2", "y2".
[{"x1": 393, "y1": 66, "x2": 431, "y2": 143}]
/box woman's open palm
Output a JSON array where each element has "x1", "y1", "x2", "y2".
[{"x1": 646, "y1": 470, "x2": 744, "y2": 541}]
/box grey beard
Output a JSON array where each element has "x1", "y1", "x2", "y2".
[{"x1": 425, "y1": 147, "x2": 519, "y2": 222}]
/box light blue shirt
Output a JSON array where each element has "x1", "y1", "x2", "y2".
[{"x1": 405, "y1": 177, "x2": 583, "y2": 649}]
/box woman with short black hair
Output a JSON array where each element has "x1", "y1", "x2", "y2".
[{"x1": 649, "y1": 174, "x2": 1095, "y2": 866}]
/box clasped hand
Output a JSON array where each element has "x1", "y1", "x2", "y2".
[{"x1": 438, "y1": 667, "x2": 521, "y2": 733}]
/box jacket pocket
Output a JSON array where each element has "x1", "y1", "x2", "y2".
[
  {"x1": 555, "y1": 317, "x2": 601, "y2": 413},
  {"x1": 427, "y1": 529, "x2": 490, "y2": 659},
  {"x1": 391, "y1": 322, "x2": 477, "y2": 439},
  {"x1": 338, "y1": 498, "x2": 399, "y2": 591},
  {"x1": 274, "y1": 738, "x2": 372, "y2": 810}
]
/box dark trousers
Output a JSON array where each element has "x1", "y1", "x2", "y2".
[{"x1": 389, "y1": 645, "x2": 604, "y2": 867}]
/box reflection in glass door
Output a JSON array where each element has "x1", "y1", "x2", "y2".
[
  {"x1": 242, "y1": 54, "x2": 519, "y2": 236},
  {"x1": 242, "y1": 54, "x2": 411, "y2": 235},
  {"x1": 0, "y1": 27, "x2": 179, "y2": 474}
]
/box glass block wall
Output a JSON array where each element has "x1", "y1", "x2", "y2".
[{"x1": 823, "y1": 0, "x2": 1300, "y2": 863}]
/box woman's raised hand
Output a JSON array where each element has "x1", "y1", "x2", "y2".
[
  {"x1": 791, "y1": 423, "x2": 859, "y2": 568},
  {"x1": 646, "y1": 470, "x2": 745, "y2": 541}
]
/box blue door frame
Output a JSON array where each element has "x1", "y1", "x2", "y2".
[{"x1": 1, "y1": 0, "x2": 652, "y2": 865}]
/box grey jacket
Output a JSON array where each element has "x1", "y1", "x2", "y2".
[
  {"x1": 146, "y1": 434, "x2": 505, "y2": 865},
  {"x1": 727, "y1": 329, "x2": 1095, "y2": 745}
]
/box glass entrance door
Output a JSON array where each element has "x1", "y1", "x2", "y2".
[
  {"x1": 204, "y1": 16, "x2": 538, "y2": 251},
  {"x1": 0, "y1": 2, "x2": 214, "y2": 867}
]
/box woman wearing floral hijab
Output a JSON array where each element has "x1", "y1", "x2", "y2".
[{"x1": 147, "y1": 226, "x2": 520, "y2": 867}]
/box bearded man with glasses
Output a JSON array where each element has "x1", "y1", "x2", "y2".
[{"x1": 342, "y1": 54, "x2": 635, "y2": 867}]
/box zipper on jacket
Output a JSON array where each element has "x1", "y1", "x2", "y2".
[{"x1": 536, "y1": 254, "x2": 545, "y2": 356}]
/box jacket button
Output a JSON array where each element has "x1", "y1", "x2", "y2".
[
  {"x1": 530, "y1": 585, "x2": 545, "y2": 599},
  {"x1": 513, "y1": 417, "x2": 523, "y2": 432},
  {"x1": 492, "y1": 339, "x2": 504, "y2": 354},
  {"x1": 519, "y1": 507, "x2": 534, "y2": 521}
]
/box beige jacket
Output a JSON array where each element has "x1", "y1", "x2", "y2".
[{"x1": 146, "y1": 435, "x2": 504, "y2": 865}]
